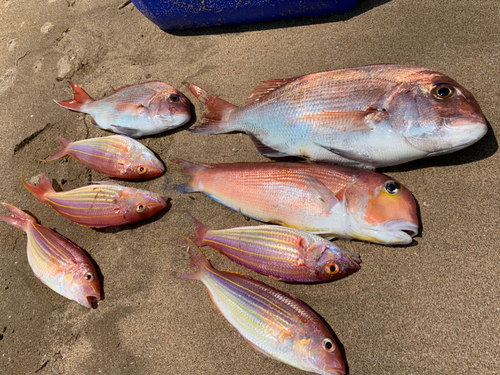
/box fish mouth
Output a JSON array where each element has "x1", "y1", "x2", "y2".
[
  {"x1": 343, "y1": 249, "x2": 362, "y2": 266},
  {"x1": 383, "y1": 220, "x2": 419, "y2": 244},
  {"x1": 79, "y1": 295, "x2": 100, "y2": 308},
  {"x1": 87, "y1": 295, "x2": 99, "y2": 307},
  {"x1": 321, "y1": 364, "x2": 346, "y2": 375},
  {"x1": 428, "y1": 119, "x2": 488, "y2": 155}
]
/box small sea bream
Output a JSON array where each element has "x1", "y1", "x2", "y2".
[
  {"x1": 188, "y1": 215, "x2": 360, "y2": 282},
  {"x1": 182, "y1": 244, "x2": 346, "y2": 375},
  {"x1": 0, "y1": 203, "x2": 101, "y2": 307},
  {"x1": 174, "y1": 159, "x2": 418, "y2": 245},
  {"x1": 55, "y1": 81, "x2": 191, "y2": 138},
  {"x1": 44, "y1": 135, "x2": 165, "y2": 179},
  {"x1": 23, "y1": 174, "x2": 167, "y2": 227},
  {"x1": 185, "y1": 64, "x2": 487, "y2": 168}
]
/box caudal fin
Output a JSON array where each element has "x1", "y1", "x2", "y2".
[
  {"x1": 22, "y1": 174, "x2": 55, "y2": 203},
  {"x1": 171, "y1": 158, "x2": 209, "y2": 193},
  {"x1": 180, "y1": 240, "x2": 213, "y2": 281},
  {"x1": 183, "y1": 82, "x2": 237, "y2": 134},
  {"x1": 44, "y1": 138, "x2": 72, "y2": 161},
  {"x1": 186, "y1": 214, "x2": 209, "y2": 246},
  {"x1": 0, "y1": 202, "x2": 37, "y2": 231},
  {"x1": 54, "y1": 82, "x2": 94, "y2": 112}
]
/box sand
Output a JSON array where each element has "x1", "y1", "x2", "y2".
[{"x1": 0, "y1": 0, "x2": 499, "y2": 374}]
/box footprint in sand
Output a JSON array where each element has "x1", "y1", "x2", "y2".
[{"x1": 0, "y1": 69, "x2": 16, "y2": 95}]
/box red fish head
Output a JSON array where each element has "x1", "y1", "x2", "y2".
[
  {"x1": 124, "y1": 151, "x2": 166, "y2": 179},
  {"x1": 148, "y1": 89, "x2": 191, "y2": 126},
  {"x1": 389, "y1": 70, "x2": 487, "y2": 155},
  {"x1": 66, "y1": 264, "x2": 101, "y2": 308},
  {"x1": 345, "y1": 173, "x2": 419, "y2": 245},
  {"x1": 313, "y1": 242, "x2": 361, "y2": 282},
  {"x1": 117, "y1": 188, "x2": 168, "y2": 223},
  {"x1": 294, "y1": 331, "x2": 346, "y2": 375}
]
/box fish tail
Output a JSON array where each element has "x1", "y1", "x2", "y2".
[
  {"x1": 0, "y1": 202, "x2": 36, "y2": 231},
  {"x1": 180, "y1": 244, "x2": 212, "y2": 281},
  {"x1": 171, "y1": 158, "x2": 207, "y2": 193},
  {"x1": 22, "y1": 173, "x2": 55, "y2": 202},
  {"x1": 54, "y1": 82, "x2": 94, "y2": 112},
  {"x1": 186, "y1": 213, "x2": 209, "y2": 246},
  {"x1": 183, "y1": 82, "x2": 237, "y2": 134},
  {"x1": 44, "y1": 137, "x2": 72, "y2": 161}
]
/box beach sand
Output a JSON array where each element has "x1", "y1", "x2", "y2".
[{"x1": 0, "y1": 0, "x2": 499, "y2": 374}]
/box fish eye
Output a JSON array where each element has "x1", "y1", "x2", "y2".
[
  {"x1": 384, "y1": 180, "x2": 400, "y2": 194},
  {"x1": 432, "y1": 84, "x2": 455, "y2": 100},
  {"x1": 326, "y1": 263, "x2": 340, "y2": 275},
  {"x1": 136, "y1": 204, "x2": 147, "y2": 213},
  {"x1": 322, "y1": 338, "x2": 335, "y2": 352},
  {"x1": 137, "y1": 165, "x2": 147, "y2": 175},
  {"x1": 169, "y1": 95, "x2": 180, "y2": 103},
  {"x1": 84, "y1": 272, "x2": 94, "y2": 282}
]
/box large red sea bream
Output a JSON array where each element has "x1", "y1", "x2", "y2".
[{"x1": 185, "y1": 64, "x2": 487, "y2": 168}]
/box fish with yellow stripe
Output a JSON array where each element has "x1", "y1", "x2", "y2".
[
  {"x1": 22, "y1": 174, "x2": 168, "y2": 227},
  {"x1": 0, "y1": 202, "x2": 101, "y2": 308},
  {"x1": 44, "y1": 135, "x2": 165, "y2": 179},
  {"x1": 188, "y1": 215, "x2": 360, "y2": 282},
  {"x1": 173, "y1": 159, "x2": 419, "y2": 245},
  {"x1": 182, "y1": 243, "x2": 346, "y2": 375}
]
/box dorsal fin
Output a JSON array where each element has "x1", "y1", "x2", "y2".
[{"x1": 245, "y1": 77, "x2": 300, "y2": 106}]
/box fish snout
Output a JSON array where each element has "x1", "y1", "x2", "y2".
[
  {"x1": 438, "y1": 117, "x2": 488, "y2": 151},
  {"x1": 344, "y1": 250, "x2": 362, "y2": 267}
]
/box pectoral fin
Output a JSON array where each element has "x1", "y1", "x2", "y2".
[
  {"x1": 299, "y1": 173, "x2": 340, "y2": 214},
  {"x1": 248, "y1": 134, "x2": 290, "y2": 158},
  {"x1": 313, "y1": 142, "x2": 375, "y2": 167},
  {"x1": 110, "y1": 124, "x2": 141, "y2": 138}
]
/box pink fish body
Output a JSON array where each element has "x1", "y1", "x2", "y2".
[
  {"x1": 182, "y1": 244, "x2": 346, "y2": 375},
  {"x1": 189, "y1": 215, "x2": 360, "y2": 282},
  {"x1": 0, "y1": 203, "x2": 101, "y2": 307},
  {"x1": 55, "y1": 81, "x2": 191, "y2": 138},
  {"x1": 45, "y1": 135, "x2": 165, "y2": 179},
  {"x1": 185, "y1": 64, "x2": 486, "y2": 168},
  {"x1": 174, "y1": 159, "x2": 418, "y2": 245},
  {"x1": 23, "y1": 175, "x2": 167, "y2": 227}
]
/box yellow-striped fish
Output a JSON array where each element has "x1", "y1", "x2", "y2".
[
  {"x1": 23, "y1": 174, "x2": 168, "y2": 227},
  {"x1": 188, "y1": 215, "x2": 361, "y2": 282},
  {"x1": 182, "y1": 244, "x2": 346, "y2": 375},
  {"x1": 0, "y1": 202, "x2": 101, "y2": 307},
  {"x1": 44, "y1": 135, "x2": 165, "y2": 179}
]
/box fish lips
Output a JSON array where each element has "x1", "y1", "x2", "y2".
[
  {"x1": 76, "y1": 293, "x2": 101, "y2": 308},
  {"x1": 319, "y1": 363, "x2": 347, "y2": 375},
  {"x1": 427, "y1": 117, "x2": 488, "y2": 156},
  {"x1": 382, "y1": 220, "x2": 419, "y2": 244}
]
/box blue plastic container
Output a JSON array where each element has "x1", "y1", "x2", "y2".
[{"x1": 132, "y1": 0, "x2": 358, "y2": 30}]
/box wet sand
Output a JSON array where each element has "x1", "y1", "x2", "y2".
[{"x1": 0, "y1": 1, "x2": 499, "y2": 374}]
